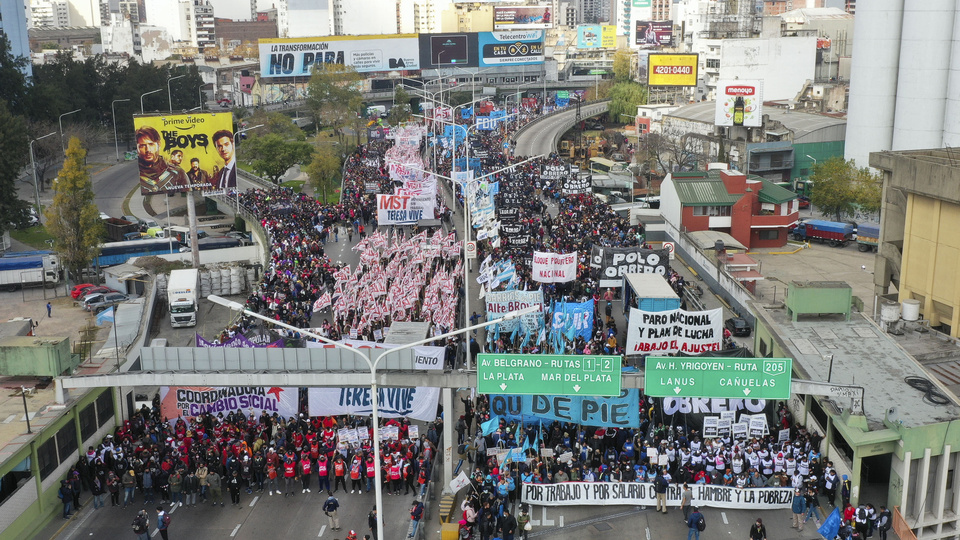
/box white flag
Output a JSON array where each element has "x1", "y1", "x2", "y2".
[{"x1": 449, "y1": 471, "x2": 470, "y2": 494}]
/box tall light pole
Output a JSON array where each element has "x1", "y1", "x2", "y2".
[
  {"x1": 112, "y1": 98, "x2": 131, "y2": 162},
  {"x1": 58, "y1": 109, "x2": 81, "y2": 153},
  {"x1": 167, "y1": 74, "x2": 187, "y2": 113},
  {"x1": 206, "y1": 294, "x2": 536, "y2": 540},
  {"x1": 198, "y1": 83, "x2": 206, "y2": 111},
  {"x1": 30, "y1": 132, "x2": 57, "y2": 215},
  {"x1": 232, "y1": 124, "x2": 264, "y2": 213},
  {"x1": 140, "y1": 88, "x2": 163, "y2": 114}
]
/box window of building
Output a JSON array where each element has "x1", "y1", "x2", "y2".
[
  {"x1": 692, "y1": 205, "x2": 731, "y2": 216},
  {"x1": 706, "y1": 58, "x2": 720, "y2": 69},
  {"x1": 79, "y1": 403, "x2": 97, "y2": 441},
  {"x1": 96, "y1": 391, "x2": 114, "y2": 427},
  {"x1": 37, "y1": 438, "x2": 58, "y2": 480},
  {"x1": 56, "y1": 425, "x2": 77, "y2": 464},
  {"x1": 758, "y1": 230, "x2": 779, "y2": 241}
]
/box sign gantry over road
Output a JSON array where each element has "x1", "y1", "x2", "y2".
[
  {"x1": 644, "y1": 356, "x2": 792, "y2": 400},
  {"x1": 477, "y1": 354, "x2": 622, "y2": 396}
]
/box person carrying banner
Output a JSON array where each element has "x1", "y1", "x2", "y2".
[{"x1": 654, "y1": 469, "x2": 669, "y2": 514}]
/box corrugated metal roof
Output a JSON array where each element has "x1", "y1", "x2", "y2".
[
  {"x1": 758, "y1": 179, "x2": 798, "y2": 204},
  {"x1": 673, "y1": 178, "x2": 741, "y2": 206}
]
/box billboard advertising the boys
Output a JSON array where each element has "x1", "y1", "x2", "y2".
[
  {"x1": 647, "y1": 54, "x2": 698, "y2": 87},
  {"x1": 635, "y1": 21, "x2": 674, "y2": 47},
  {"x1": 134, "y1": 112, "x2": 235, "y2": 195},
  {"x1": 479, "y1": 31, "x2": 545, "y2": 66},
  {"x1": 577, "y1": 25, "x2": 617, "y2": 49},
  {"x1": 494, "y1": 5, "x2": 553, "y2": 29},
  {"x1": 418, "y1": 33, "x2": 479, "y2": 69},
  {"x1": 715, "y1": 80, "x2": 764, "y2": 127},
  {"x1": 259, "y1": 34, "x2": 420, "y2": 77}
]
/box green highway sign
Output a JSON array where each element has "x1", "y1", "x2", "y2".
[
  {"x1": 477, "y1": 354, "x2": 622, "y2": 396},
  {"x1": 644, "y1": 357, "x2": 792, "y2": 399}
]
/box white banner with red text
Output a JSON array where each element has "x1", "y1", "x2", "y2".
[
  {"x1": 531, "y1": 251, "x2": 577, "y2": 283},
  {"x1": 308, "y1": 387, "x2": 440, "y2": 422},
  {"x1": 521, "y1": 482, "x2": 792, "y2": 509}
]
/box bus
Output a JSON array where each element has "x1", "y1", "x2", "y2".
[{"x1": 94, "y1": 238, "x2": 180, "y2": 268}]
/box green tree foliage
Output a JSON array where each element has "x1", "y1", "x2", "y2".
[
  {"x1": 246, "y1": 110, "x2": 306, "y2": 140},
  {"x1": 0, "y1": 36, "x2": 29, "y2": 111},
  {"x1": 306, "y1": 64, "x2": 363, "y2": 146},
  {"x1": 45, "y1": 138, "x2": 104, "y2": 282},
  {"x1": 612, "y1": 50, "x2": 633, "y2": 83},
  {"x1": 242, "y1": 133, "x2": 314, "y2": 183},
  {"x1": 608, "y1": 82, "x2": 647, "y2": 123},
  {"x1": 810, "y1": 157, "x2": 883, "y2": 221},
  {"x1": 0, "y1": 101, "x2": 30, "y2": 237},
  {"x1": 305, "y1": 144, "x2": 343, "y2": 203},
  {"x1": 388, "y1": 85, "x2": 413, "y2": 125}
]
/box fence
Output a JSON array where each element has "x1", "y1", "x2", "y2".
[{"x1": 893, "y1": 506, "x2": 918, "y2": 540}]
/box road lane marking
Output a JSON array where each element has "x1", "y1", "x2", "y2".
[
  {"x1": 721, "y1": 512, "x2": 728, "y2": 525},
  {"x1": 541, "y1": 507, "x2": 555, "y2": 526},
  {"x1": 645, "y1": 527, "x2": 651, "y2": 540},
  {"x1": 231, "y1": 524, "x2": 242, "y2": 537},
  {"x1": 249, "y1": 496, "x2": 259, "y2": 507},
  {"x1": 318, "y1": 525, "x2": 327, "y2": 537},
  {"x1": 559, "y1": 515, "x2": 563, "y2": 527}
]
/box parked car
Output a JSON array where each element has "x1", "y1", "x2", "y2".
[
  {"x1": 121, "y1": 215, "x2": 139, "y2": 224},
  {"x1": 725, "y1": 317, "x2": 752, "y2": 337},
  {"x1": 797, "y1": 196, "x2": 811, "y2": 209},
  {"x1": 70, "y1": 283, "x2": 96, "y2": 299},
  {"x1": 139, "y1": 219, "x2": 159, "y2": 232},
  {"x1": 79, "y1": 288, "x2": 119, "y2": 306},
  {"x1": 123, "y1": 232, "x2": 149, "y2": 241},
  {"x1": 84, "y1": 292, "x2": 129, "y2": 312}
]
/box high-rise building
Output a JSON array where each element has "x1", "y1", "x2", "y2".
[
  {"x1": 845, "y1": 1, "x2": 960, "y2": 167},
  {"x1": 277, "y1": 0, "x2": 332, "y2": 38},
  {"x1": 29, "y1": 0, "x2": 70, "y2": 27},
  {"x1": 332, "y1": 0, "x2": 397, "y2": 35},
  {"x1": 1, "y1": 0, "x2": 33, "y2": 78},
  {"x1": 194, "y1": 0, "x2": 215, "y2": 48},
  {"x1": 63, "y1": 0, "x2": 101, "y2": 25}
]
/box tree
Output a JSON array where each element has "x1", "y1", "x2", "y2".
[
  {"x1": 388, "y1": 85, "x2": 412, "y2": 125},
  {"x1": 306, "y1": 63, "x2": 363, "y2": 145},
  {"x1": 26, "y1": 119, "x2": 61, "y2": 192},
  {"x1": 641, "y1": 126, "x2": 703, "y2": 174},
  {"x1": 0, "y1": 36, "x2": 29, "y2": 111},
  {"x1": 608, "y1": 82, "x2": 647, "y2": 123},
  {"x1": 305, "y1": 144, "x2": 342, "y2": 203},
  {"x1": 612, "y1": 50, "x2": 633, "y2": 83},
  {"x1": 242, "y1": 133, "x2": 314, "y2": 183},
  {"x1": 0, "y1": 101, "x2": 29, "y2": 237},
  {"x1": 246, "y1": 110, "x2": 305, "y2": 140},
  {"x1": 810, "y1": 157, "x2": 883, "y2": 221},
  {"x1": 45, "y1": 138, "x2": 103, "y2": 283}
]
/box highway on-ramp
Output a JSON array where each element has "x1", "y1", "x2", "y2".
[{"x1": 514, "y1": 101, "x2": 609, "y2": 157}]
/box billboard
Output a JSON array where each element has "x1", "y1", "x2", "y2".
[
  {"x1": 715, "y1": 80, "x2": 764, "y2": 127},
  {"x1": 494, "y1": 5, "x2": 553, "y2": 30},
  {"x1": 134, "y1": 112, "x2": 234, "y2": 195},
  {"x1": 418, "y1": 33, "x2": 479, "y2": 69},
  {"x1": 576, "y1": 25, "x2": 617, "y2": 49},
  {"x1": 479, "y1": 31, "x2": 544, "y2": 66},
  {"x1": 635, "y1": 21, "x2": 673, "y2": 47},
  {"x1": 647, "y1": 53, "x2": 698, "y2": 87},
  {"x1": 258, "y1": 34, "x2": 420, "y2": 77}
]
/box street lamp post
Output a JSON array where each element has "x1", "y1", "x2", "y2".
[
  {"x1": 232, "y1": 124, "x2": 264, "y2": 213},
  {"x1": 112, "y1": 99, "x2": 131, "y2": 162},
  {"x1": 206, "y1": 294, "x2": 536, "y2": 540},
  {"x1": 141, "y1": 89, "x2": 163, "y2": 114},
  {"x1": 167, "y1": 74, "x2": 187, "y2": 113},
  {"x1": 30, "y1": 132, "x2": 57, "y2": 215},
  {"x1": 198, "y1": 84, "x2": 206, "y2": 111},
  {"x1": 58, "y1": 109, "x2": 81, "y2": 153}
]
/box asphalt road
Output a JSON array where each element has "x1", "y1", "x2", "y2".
[{"x1": 514, "y1": 103, "x2": 609, "y2": 157}]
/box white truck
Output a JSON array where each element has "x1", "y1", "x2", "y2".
[
  {"x1": 167, "y1": 268, "x2": 199, "y2": 328},
  {"x1": 0, "y1": 252, "x2": 62, "y2": 291}
]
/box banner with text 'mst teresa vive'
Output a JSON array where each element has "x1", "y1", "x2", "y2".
[
  {"x1": 160, "y1": 387, "x2": 298, "y2": 420},
  {"x1": 521, "y1": 482, "x2": 792, "y2": 509},
  {"x1": 308, "y1": 387, "x2": 440, "y2": 422}
]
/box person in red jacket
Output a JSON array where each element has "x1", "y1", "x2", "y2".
[
  {"x1": 349, "y1": 456, "x2": 363, "y2": 493},
  {"x1": 365, "y1": 455, "x2": 377, "y2": 493},
  {"x1": 317, "y1": 455, "x2": 331, "y2": 493},
  {"x1": 333, "y1": 455, "x2": 348, "y2": 493},
  {"x1": 283, "y1": 457, "x2": 298, "y2": 497}
]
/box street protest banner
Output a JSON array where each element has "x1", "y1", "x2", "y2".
[
  {"x1": 551, "y1": 299, "x2": 594, "y2": 341},
  {"x1": 661, "y1": 398, "x2": 768, "y2": 416},
  {"x1": 500, "y1": 222, "x2": 531, "y2": 246},
  {"x1": 625, "y1": 307, "x2": 723, "y2": 354},
  {"x1": 394, "y1": 176, "x2": 437, "y2": 221},
  {"x1": 497, "y1": 206, "x2": 520, "y2": 221},
  {"x1": 196, "y1": 333, "x2": 283, "y2": 348},
  {"x1": 377, "y1": 193, "x2": 430, "y2": 225},
  {"x1": 540, "y1": 164, "x2": 569, "y2": 181},
  {"x1": 590, "y1": 246, "x2": 669, "y2": 287},
  {"x1": 160, "y1": 386, "x2": 298, "y2": 420},
  {"x1": 485, "y1": 289, "x2": 544, "y2": 333},
  {"x1": 134, "y1": 112, "x2": 234, "y2": 195},
  {"x1": 532, "y1": 251, "x2": 577, "y2": 283},
  {"x1": 499, "y1": 190, "x2": 525, "y2": 208},
  {"x1": 521, "y1": 482, "x2": 792, "y2": 509},
  {"x1": 413, "y1": 345, "x2": 445, "y2": 370},
  {"x1": 562, "y1": 173, "x2": 591, "y2": 195},
  {"x1": 307, "y1": 387, "x2": 440, "y2": 422},
  {"x1": 489, "y1": 390, "x2": 640, "y2": 428}
]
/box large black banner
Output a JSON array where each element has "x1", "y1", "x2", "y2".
[
  {"x1": 497, "y1": 206, "x2": 520, "y2": 222},
  {"x1": 541, "y1": 164, "x2": 569, "y2": 181},
  {"x1": 590, "y1": 245, "x2": 669, "y2": 286},
  {"x1": 501, "y1": 222, "x2": 531, "y2": 246},
  {"x1": 499, "y1": 190, "x2": 525, "y2": 208},
  {"x1": 563, "y1": 173, "x2": 591, "y2": 195}
]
